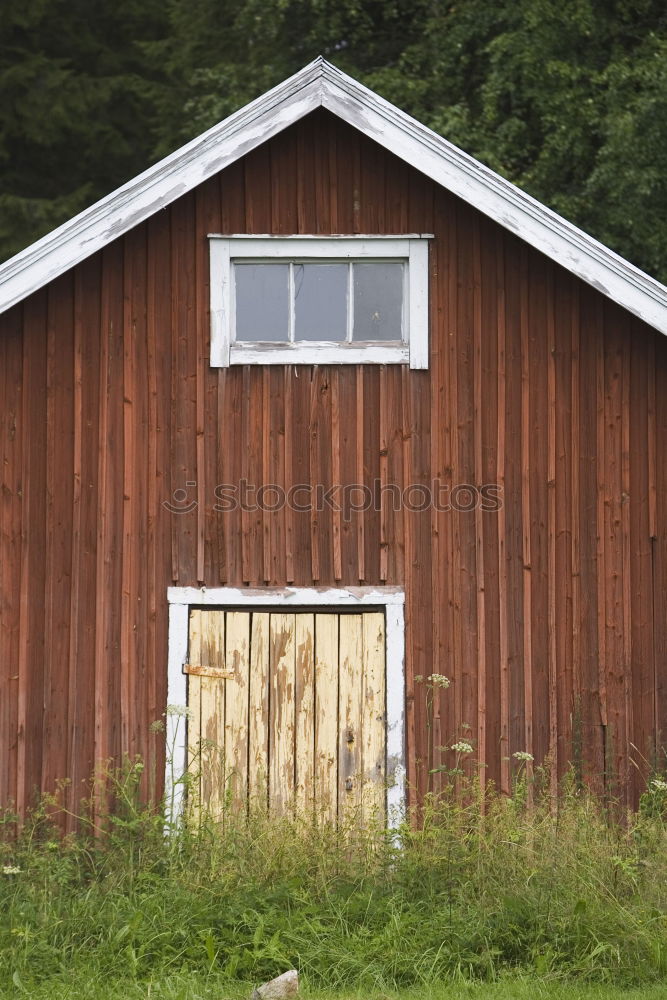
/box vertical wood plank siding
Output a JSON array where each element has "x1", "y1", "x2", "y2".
[{"x1": 1, "y1": 109, "x2": 666, "y2": 812}]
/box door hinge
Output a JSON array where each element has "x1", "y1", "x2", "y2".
[{"x1": 183, "y1": 663, "x2": 235, "y2": 679}]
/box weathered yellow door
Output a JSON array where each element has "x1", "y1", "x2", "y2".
[{"x1": 186, "y1": 609, "x2": 386, "y2": 823}]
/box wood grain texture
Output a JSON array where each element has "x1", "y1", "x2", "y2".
[
  {"x1": 496, "y1": 230, "x2": 510, "y2": 795},
  {"x1": 269, "y1": 612, "x2": 296, "y2": 814},
  {"x1": 0, "y1": 305, "x2": 23, "y2": 812},
  {"x1": 314, "y1": 613, "x2": 339, "y2": 822},
  {"x1": 223, "y1": 611, "x2": 250, "y2": 812},
  {"x1": 479, "y1": 219, "x2": 500, "y2": 793},
  {"x1": 520, "y1": 247, "x2": 534, "y2": 783},
  {"x1": 67, "y1": 260, "x2": 101, "y2": 818},
  {"x1": 16, "y1": 292, "x2": 47, "y2": 815},
  {"x1": 42, "y1": 275, "x2": 75, "y2": 802},
  {"x1": 249, "y1": 611, "x2": 270, "y2": 809},
  {"x1": 473, "y1": 216, "x2": 487, "y2": 792},
  {"x1": 295, "y1": 613, "x2": 315, "y2": 814},
  {"x1": 338, "y1": 613, "x2": 363, "y2": 823},
  {"x1": 188, "y1": 609, "x2": 387, "y2": 822},
  {"x1": 198, "y1": 610, "x2": 225, "y2": 817},
  {"x1": 653, "y1": 334, "x2": 667, "y2": 751},
  {"x1": 361, "y1": 612, "x2": 386, "y2": 824}
]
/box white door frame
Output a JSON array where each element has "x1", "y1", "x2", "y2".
[{"x1": 166, "y1": 585, "x2": 406, "y2": 826}]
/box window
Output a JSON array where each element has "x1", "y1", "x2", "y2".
[{"x1": 209, "y1": 236, "x2": 430, "y2": 368}]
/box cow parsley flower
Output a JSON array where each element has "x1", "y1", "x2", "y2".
[
  {"x1": 512, "y1": 751, "x2": 534, "y2": 762},
  {"x1": 450, "y1": 741, "x2": 473, "y2": 755},
  {"x1": 650, "y1": 777, "x2": 667, "y2": 793},
  {"x1": 166, "y1": 704, "x2": 194, "y2": 720},
  {"x1": 427, "y1": 673, "x2": 451, "y2": 688},
  {"x1": 2, "y1": 866, "x2": 21, "y2": 875}
]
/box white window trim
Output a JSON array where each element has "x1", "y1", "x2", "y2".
[
  {"x1": 166, "y1": 585, "x2": 406, "y2": 827},
  {"x1": 209, "y1": 235, "x2": 430, "y2": 369}
]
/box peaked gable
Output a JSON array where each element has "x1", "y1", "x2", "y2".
[{"x1": 1, "y1": 56, "x2": 666, "y2": 335}]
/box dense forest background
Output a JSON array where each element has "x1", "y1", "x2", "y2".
[{"x1": 1, "y1": 0, "x2": 666, "y2": 280}]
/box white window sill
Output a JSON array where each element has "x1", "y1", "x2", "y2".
[{"x1": 229, "y1": 341, "x2": 410, "y2": 365}]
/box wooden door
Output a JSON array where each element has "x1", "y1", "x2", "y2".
[{"x1": 186, "y1": 609, "x2": 386, "y2": 823}]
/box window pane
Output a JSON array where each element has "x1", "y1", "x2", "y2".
[
  {"x1": 352, "y1": 262, "x2": 404, "y2": 341},
  {"x1": 234, "y1": 263, "x2": 289, "y2": 342},
  {"x1": 294, "y1": 263, "x2": 347, "y2": 342}
]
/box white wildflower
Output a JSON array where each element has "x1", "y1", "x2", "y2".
[
  {"x1": 650, "y1": 777, "x2": 667, "y2": 792},
  {"x1": 426, "y1": 673, "x2": 451, "y2": 688},
  {"x1": 166, "y1": 704, "x2": 195, "y2": 720},
  {"x1": 450, "y1": 741, "x2": 474, "y2": 755},
  {"x1": 2, "y1": 866, "x2": 21, "y2": 875},
  {"x1": 512, "y1": 751, "x2": 534, "y2": 762}
]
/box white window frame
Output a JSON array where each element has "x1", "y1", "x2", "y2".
[
  {"x1": 166, "y1": 585, "x2": 406, "y2": 827},
  {"x1": 208, "y1": 235, "x2": 430, "y2": 369}
]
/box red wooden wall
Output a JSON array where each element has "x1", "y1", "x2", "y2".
[{"x1": 1, "y1": 109, "x2": 667, "y2": 818}]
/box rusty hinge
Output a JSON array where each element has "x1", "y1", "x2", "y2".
[{"x1": 183, "y1": 663, "x2": 235, "y2": 679}]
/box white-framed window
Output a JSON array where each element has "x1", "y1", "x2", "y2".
[{"x1": 208, "y1": 235, "x2": 430, "y2": 369}]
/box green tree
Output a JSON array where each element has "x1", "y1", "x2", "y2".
[{"x1": 0, "y1": 0, "x2": 168, "y2": 261}]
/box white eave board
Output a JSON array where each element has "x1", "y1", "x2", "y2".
[{"x1": 1, "y1": 56, "x2": 666, "y2": 337}]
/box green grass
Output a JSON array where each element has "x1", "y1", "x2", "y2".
[
  {"x1": 5, "y1": 974, "x2": 667, "y2": 1000},
  {"x1": 2, "y1": 760, "x2": 667, "y2": 998}
]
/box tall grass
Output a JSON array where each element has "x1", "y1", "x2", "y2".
[{"x1": 2, "y1": 762, "x2": 667, "y2": 994}]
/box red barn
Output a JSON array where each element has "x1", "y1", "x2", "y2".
[{"x1": 1, "y1": 58, "x2": 667, "y2": 822}]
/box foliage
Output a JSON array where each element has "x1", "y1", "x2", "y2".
[
  {"x1": 0, "y1": 0, "x2": 168, "y2": 261},
  {"x1": 0, "y1": 2, "x2": 666, "y2": 280},
  {"x1": 2, "y1": 763, "x2": 667, "y2": 996}
]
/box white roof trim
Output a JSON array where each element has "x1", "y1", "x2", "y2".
[{"x1": 1, "y1": 56, "x2": 666, "y2": 334}]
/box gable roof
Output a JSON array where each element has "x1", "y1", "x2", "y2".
[{"x1": 1, "y1": 56, "x2": 666, "y2": 333}]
